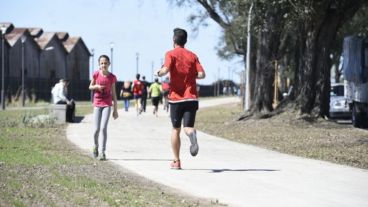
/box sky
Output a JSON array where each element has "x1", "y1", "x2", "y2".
[{"x1": 1, "y1": 0, "x2": 243, "y2": 84}]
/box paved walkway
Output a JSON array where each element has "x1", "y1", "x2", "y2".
[{"x1": 67, "y1": 97, "x2": 368, "y2": 207}]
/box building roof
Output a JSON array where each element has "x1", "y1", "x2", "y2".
[
  {"x1": 35, "y1": 32, "x2": 57, "y2": 49},
  {"x1": 28, "y1": 28, "x2": 43, "y2": 37},
  {"x1": 5, "y1": 28, "x2": 27, "y2": 47},
  {"x1": 56, "y1": 32, "x2": 69, "y2": 41},
  {"x1": 63, "y1": 36, "x2": 91, "y2": 55},
  {"x1": 63, "y1": 36, "x2": 79, "y2": 52},
  {"x1": 0, "y1": 22, "x2": 14, "y2": 34}
]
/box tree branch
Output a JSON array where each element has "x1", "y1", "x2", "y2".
[
  {"x1": 196, "y1": 0, "x2": 230, "y2": 29},
  {"x1": 196, "y1": 0, "x2": 245, "y2": 55}
]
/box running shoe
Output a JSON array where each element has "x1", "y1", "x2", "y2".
[
  {"x1": 189, "y1": 131, "x2": 199, "y2": 156},
  {"x1": 170, "y1": 160, "x2": 181, "y2": 169},
  {"x1": 93, "y1": 147, "x2": 98, "y2": 158},
  {"x1": 99, "y1": 153, "x2": 106, "y2": 161}
]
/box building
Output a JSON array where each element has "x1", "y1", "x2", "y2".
[
  {"x1": 63, "y1": 36, "x2": 91, "y2": 99},
  {"x1": 0, "y1": 22, "x2": 91, "y2": 103}
]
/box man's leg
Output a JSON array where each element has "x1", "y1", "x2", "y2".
[
  {"x1": 171, "y1": 127, "x2": 181, "y2": 161},
  {"x1": 169, "y1": 103, "x2": 184, "y2": 169},
  {"x1": 183, "y1": 101, "x2": 199, "y2": 156},
  {"x1": 67, "y1": 101, "x2": 75, "y2": 122},
  {"x1": 141, "y1": 95, "x2": 147, "y2": 112}
]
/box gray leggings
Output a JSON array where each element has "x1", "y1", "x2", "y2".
[{"x1": 93, "y1": 106, "x2": 111, "y2": 153}]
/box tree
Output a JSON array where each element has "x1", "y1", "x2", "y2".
[
  {"x1": 172, "y1": 0, "x2": 368, "y2": 118},
  {"x1": 291, "y1": 0, "x2": 365, "y2": 116}
]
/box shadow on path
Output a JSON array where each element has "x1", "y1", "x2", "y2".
[
  {"x1": 181, "y1": 168, "x2": 280, "y2": 173},
  {"x1": 109, "y1": 158, "x2": 172, "y2": 162}
]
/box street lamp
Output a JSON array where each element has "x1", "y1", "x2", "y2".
[
  {"x1": 136, "y1": 52, "x2": 139, "y2": 75},
  {"x1": 91, "y1": 48, "x2": 95, "y2": 77},
  {"x1": 90, "y1": 48, "x2": 94, "y2": 102},
  {"x1": 151, "y1": 61, "x2": 154, "y2": 82},
  {"x1": 1, "y1": 25, "x2": 7, "y2": 110},
  {"x1": 21, "y1": 35, "x2": 27, "y2": 107},
  {"x1": 110, "y1": 42, "x2": 114, "y2": 73}
]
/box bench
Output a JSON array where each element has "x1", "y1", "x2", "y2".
[{"x1": 50, "y1": 104, "x2": 67, "y2": 124}]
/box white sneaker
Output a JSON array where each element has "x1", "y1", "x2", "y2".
[{"x1": 189, "y1": 131, "x2": 199, "y2": 156}]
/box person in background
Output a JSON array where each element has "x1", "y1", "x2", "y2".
[
  {"x1": 156, "y1": 28, "x2": 206, "y2": 169},
  {"x1": 120, "y1": 81, "x2": 132, "y2": 112},
  {"x1": 140, "y1": 75, "x2": 149, "y2": 112},
  {"x1": 162, "y1": 77, "x2": 170, "y2": 112},
  {"x1": 89, "y1": 54, "x2": 118, "y2": 161},
  {"x1": 132, "y1": 73, "x2": 143, "y2": 115},
  {"x1": 51, "y1": 78, "x2": 75, "y2": 122},
  {"x1": 149, "y1": 77, "x2": 162, "y2": 117}
]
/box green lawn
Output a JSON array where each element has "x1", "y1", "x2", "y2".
[{"x1": 0, "y1": 108, "x2": 221, "y2": 207}]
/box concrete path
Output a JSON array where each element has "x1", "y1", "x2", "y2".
[{"x1": 67, "y1": 97, "x2": 368, "y2": 207}]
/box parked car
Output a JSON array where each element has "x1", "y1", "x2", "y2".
[{"x1": 329, "y1": 83, "x2": 351, "y2": 119}]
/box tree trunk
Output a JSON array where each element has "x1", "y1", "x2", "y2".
[
  {"x1": 253, "y1": 7, "x2": 283, "y2": 113},
  {"x1": 297, "y1": 1, "x2": 364, "y2": 116}
]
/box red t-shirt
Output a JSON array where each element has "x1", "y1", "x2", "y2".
[
  {"x1": 164, "y1": 47, "x2": 204, "y2": 102},
  {"x1": 92, "y1": 70, "x2": 117, "y2": 107},
  {"x1": 132, "y1": 79, "x2": 143, "y2": 95}
]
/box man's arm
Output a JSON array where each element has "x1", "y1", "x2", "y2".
[
  {"x1": 197, "y1": 71, "x2": 206, "y2": 79},
  {"x1": 156, "y1": 66, "x2": 170, "y2": 77}
]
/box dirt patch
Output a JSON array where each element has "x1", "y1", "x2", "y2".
[{"x1": 196, "y1": 103, "x2": 368, "y2": 169}]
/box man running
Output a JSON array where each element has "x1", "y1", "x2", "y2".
[{"x1": 156, "y1": 28, "x2": 206, "y2": 169}]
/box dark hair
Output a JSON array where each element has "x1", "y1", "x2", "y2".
[
  {"x1": 155, "y1": 78, "x2": 159, "y2": 82},
  {"x1": 173, "y1": 28, "x2": 187, "y2": 46},
  {"x1": 136, "y1": 73, "x2": 140, "y2": 80},
  {"x1": 142, "y1": 76, "x2": 146, "y2": 80},
  {"x1": 98, "y1": 55, "x2": 110, "y2": 63}
]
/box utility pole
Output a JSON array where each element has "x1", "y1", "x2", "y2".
[
  {"x1": 110, "y1": 42, "x2": 114, "y2": 73},
  {"x1": 90, "y1": 48, "x2": 94, "y2": 102},
  {"x1": 245, "y1": 2, "x2": 253, "y2": 111},
  {"x1": 218, "y1": 67, "x2": 221, "y2": 96},
  {"x1": 136, "y1": 52, "x2": 139, "y2": 75},
  {"x1": 21, "y1": 35, "x2": 26, "y2": 106},
  {"x1": 151, "y1": 61, "x2": 154, "y2": 82},
  {"x1": 1, "y1": 25, "x2": 6, "y2": 110}
]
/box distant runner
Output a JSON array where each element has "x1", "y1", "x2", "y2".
[
  {"x1": 149, "y1": 77, "x2": 162, "y2": 117},
  {"x1": 132, "y1": 73, "x2": 143, "y2": 115}
]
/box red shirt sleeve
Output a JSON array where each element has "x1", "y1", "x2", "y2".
[
  {"x1": 195, "y1": 56, "x2": 204, "y2": 73},
  {"x1": 111, "y1": 74, "x2": 117, "y2": 84},
  {"x1": 93, "y1": 71, "x2": 99, "y2": 80},
  {"x1": 164, "y1": 52, "x2": 173, "y2": 70}
]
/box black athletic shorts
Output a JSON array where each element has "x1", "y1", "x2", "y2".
[
  {"x1": 170, "y1": 101, "x2": 198, "y2": 128},
  {"x1": 152, "y1": 96, "x2": 160, "y2": 107}
]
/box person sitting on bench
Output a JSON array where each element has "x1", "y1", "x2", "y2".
[{"x1": 51, "y1": 79, "x2": 75, "y2": 122}]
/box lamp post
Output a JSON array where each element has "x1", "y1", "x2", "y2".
[
  {"x1": 136, "y1": 52, "x2": 139, "y2": 75},
  {"x1": 21, "y1": 35, "x2": 27, "y2": 107},
  {"x1": 1, "y1": 25, "x2": 6, "y2": 110},
  {"x1": 90, "y1": 48, "x2": 94, "y2": 102},
  {"x1": 110, "y1": 42, "x2": 114, "y2": 73},
  {"x1": 151, "y1": 61, "x2": 154, "y2": 82}
]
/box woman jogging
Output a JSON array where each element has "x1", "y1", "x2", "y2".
[{"x1": 89, "y1": 55, "x2": 118, "y2": 161}]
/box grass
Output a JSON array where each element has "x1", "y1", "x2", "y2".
[
  {"x1": 196, "y1": 103, "x2": 368, "y2": 169},
  {"x1": 0, "y1": 108, "x2": 222, "y2": 207}
]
